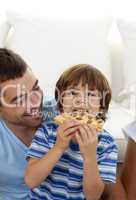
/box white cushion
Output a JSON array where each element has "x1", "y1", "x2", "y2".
[
  {"x1": 108, "y1": 21, "x2": 124, "y2": 100},
  {"x1": 0, "y1": 15, "x2": 10, "y2": 47},
  {"x1": 117, "y1": 19, "x2": 136, "y2": 88},
  {"x1": 6, "y1": 11, "x2": 112, "y2": 96}
]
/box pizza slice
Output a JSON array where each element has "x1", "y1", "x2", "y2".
[{"x1": 54, "y1": 112, "x2": 104, "y2": 132}]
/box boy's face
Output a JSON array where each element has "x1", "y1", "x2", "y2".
[{"x1": 62, "y1": 82, "x2": 101, "y2": 116}]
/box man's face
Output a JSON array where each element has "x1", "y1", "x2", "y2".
[{"x1": 0, "y1": 68, "x2": 43, "y2": 128}]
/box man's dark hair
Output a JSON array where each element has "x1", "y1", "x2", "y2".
[{"x1": 0, "y1": 48, "x2": 27, "y2": 83}]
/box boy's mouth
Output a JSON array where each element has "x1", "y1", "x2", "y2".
[
  {"x1": 72, "y1": 109, "x2": 97, "y2": 118},
  {"x1": 72, "y1": 109, "x2": 88, "y2": 115}
]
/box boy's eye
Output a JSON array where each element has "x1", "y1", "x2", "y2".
[
  {"x1": 70, "y1": 90, "x2": 79, "y2": 96},
  {"x1": 65, "y1": 90, "x2": 78, "y2": 96},
  {"x1": 87, "y1": 92, "x2": 97, "y2": 97},
  {"x1": 71, "y1": 91, "x2": 77, "y2": 95}
]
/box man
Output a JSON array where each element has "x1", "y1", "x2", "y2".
[{"x1": 0, "y1": 48, "x2": 57, "y2": 199}]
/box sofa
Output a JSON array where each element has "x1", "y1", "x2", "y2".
[{"x1": 0, "y1": 11, "x2": 136, "y2": 163}]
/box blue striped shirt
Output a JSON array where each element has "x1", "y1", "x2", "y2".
[{"x1": 27, "y1": 121, "x2": 118, "y2": 200}]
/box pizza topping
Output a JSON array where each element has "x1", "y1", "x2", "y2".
[{"x1": 54, "y1": 112, "x2": 104, "y2": 132}]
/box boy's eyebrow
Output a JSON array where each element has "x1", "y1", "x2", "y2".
[{"x1": 67, "y1": 86, "x2": 79, "y2": 90}]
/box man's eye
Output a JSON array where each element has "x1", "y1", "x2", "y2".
[{"x1": 18, "y1": 96, "x2": 27, "y2": 104}]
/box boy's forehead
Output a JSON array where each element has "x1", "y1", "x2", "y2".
[
  {"x1": 66, "y1": 81, "x2": 84, "y2": 89},
  {"x1": 66, "y1": 82, "x2": 97, "y2": 90}
]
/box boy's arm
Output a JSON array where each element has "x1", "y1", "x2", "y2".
[
  {"x1": 76, "y1": 124, "x2": 118, "y2": 200},
  {"x1": 25, "y1": 145, "x2": 63, "y2": 189},
  {"x1": 25, "y1": 120, "x2": 80, "y2": 189},
  {"x1": 83, "y1": 154, "x2": 105, "y2": 200},
  {"x1": 76, "y1": 124, "x2": 104, "y2": 200}
]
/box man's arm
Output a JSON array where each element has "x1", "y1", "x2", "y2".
[{"x1": 121, "y1": 138, "x2": 136, "y2": 200}]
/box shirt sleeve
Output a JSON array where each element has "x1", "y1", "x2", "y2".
[
  {"x1": 26, "y1": 123, "x2": 51, "y2": 160},
  {"x1": 122, "y1": 120, "x2": 136, "y2": 143},
  {"x1": 97, "y1": 133, "x2": 118, "y2": 183}
]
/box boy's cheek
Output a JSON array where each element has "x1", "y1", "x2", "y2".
[{"x1": 88, "y1": 105, "x2": 100, "y2": 114}]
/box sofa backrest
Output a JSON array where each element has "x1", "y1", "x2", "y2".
[{"x1": 1, "y1": 11, "x2": 136, "y2": 106}]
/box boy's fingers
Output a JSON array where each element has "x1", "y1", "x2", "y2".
[
  {"x1": 87, "y1": 124, "x2": 96, "y2": 137},
  {"x1": 75, "y1": 132, "x2": 82, "y2": 146},
  {"x1": 83, "y1": 124, "x2": 95, "y2": 139},
  {"x1": 78, "y1": 125, "x2": 88, "y2": 143},
  {"x1": 62, "y1": 120, "x2": 81, "y2": 131},
  {"x1": 66, "y1": 134, "x2": 74, "y2": 140},
  {"x1": 87, "y1": 124, "x2": 98, "y2": 143},
  {"x1": 64, "y1": 126, "x2": 79, "y2": 136}
]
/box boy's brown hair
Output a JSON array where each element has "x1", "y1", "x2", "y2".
[{"x1": 55, "y1": 64, "x2": 112, "y2": 121}]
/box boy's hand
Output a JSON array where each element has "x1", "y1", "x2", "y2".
[
  {"x1": 75, "y1": 124, "x2": 98, "y2": 159},
  {"x1": 55, "y1": 120, "x2": 80, "y2": 152}
]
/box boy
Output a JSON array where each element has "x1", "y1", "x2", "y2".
[{"x1": 25, "y1": 64, "x2": 118, "y2": 200}]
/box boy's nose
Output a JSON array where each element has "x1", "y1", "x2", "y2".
[{"x1": 75, "y1": 97, "x2": 88, "y2": 110}]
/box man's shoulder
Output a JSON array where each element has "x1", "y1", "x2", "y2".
[
  {"x1": 0, "y1": 119, "x2": 5, "y2": 128},
  {"x1": 0, "y1": 119, "x2": 9, "y2": 136}
]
